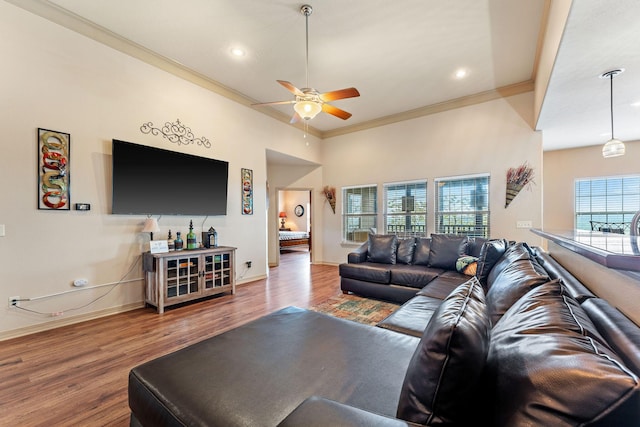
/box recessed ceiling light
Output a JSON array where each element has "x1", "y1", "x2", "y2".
[
  {"x1": 230, "y1": 47, "x2": 246, "y2": 57},
  {"x1": 454, "y1": 69, "x2": 468, "y2": 79},
  {"x1": 631, "y1": 101, "x2": 640, "y2": 107}
]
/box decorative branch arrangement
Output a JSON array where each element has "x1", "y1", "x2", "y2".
[
  {"x1": 323, "y1": 186, "x2": 336, "y2": 214},
  {"x1": 505, "y1": 162, "x2": 535, "y2": 208},
  {"x1": 140, "y1": 119, "x2": 211, "y2": 148}
]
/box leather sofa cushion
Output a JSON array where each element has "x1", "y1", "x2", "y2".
[
  {"x1": 339, "y1": 262, "x2": 391, "y2": 284},
  {"x1": 475, "y1": 238, "x2": 509, "y2": 287},
  {"x1": 389, "y1": 265, "x2": 440, "y2": 288},
  {"x1": 397, "y1": 277, "x2": 490, "y2": 425},
  {"x1": 368, "y1": 234, "x2": 398, "y2": 264},
  {"x1": 581, "y1": 298, "x2": 640, "y2": 376},
  {"x1": 536, "y1": 251, "x2": 596, "y2": 302},
  {"x1": 396, "y1": 238, "x2": 416, "y2": 264},
  {"x1": 486, "y1": 256, "x2": 549, "y2": 325},
  {"x1": 486, "y1": 241, "x2": 534, "y2": 288},
  {"x1": 377, "y1": 295, "x2": 442, "y2": 337},
  {"x1": 416, "y1": 274, "x2": 466, "y2": 300},
  {"x1": 487, "y1": 281, "x2": 640, "y2": 427},
  {"x1": 412, "y1": 237, "x2": 431, "y2": 265},
  {"x1": 467, "y1": 237, "x2": 488, "y2": 257},
  {"x1": 427, "y1": 233, "x2": 469, "y2": 270}
]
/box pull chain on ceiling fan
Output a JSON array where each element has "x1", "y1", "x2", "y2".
[{"x1": 252, "y1": 4, "x2": 360, "y2": 124}]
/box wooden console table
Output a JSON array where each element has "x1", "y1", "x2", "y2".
[{"x1": 143, "y1": 246, "x2": 236, "y2": 313}]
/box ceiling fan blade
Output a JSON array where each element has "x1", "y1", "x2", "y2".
[
  {"x1": 319, "y1": 87, "x2": 360, "y2": 102},
  {"x1": 290, "y1": 112, "x2": 302, "y2": 124},
  {"x1": 252, "y1": 100, "x2": 295, "y2": 107},
  {"x1": 277, "y1": 80, "x2": 305, "y2": 96},
  {"x1": 322, "y1": 103, "x2": 352, "y2": 120}
]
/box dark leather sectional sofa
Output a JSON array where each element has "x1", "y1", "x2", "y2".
[{"x1": 128, "y1": 234, "x2": 640, "y2": 426}]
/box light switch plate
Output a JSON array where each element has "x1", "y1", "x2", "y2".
[
  {"x1": 516, "y1": 220, "x2": 532, "y2": 229},
  {"x1": 0, "y1": 224, "x2": 5, "y2": 237}
]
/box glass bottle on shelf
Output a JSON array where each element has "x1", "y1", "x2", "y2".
[
  {"x1": 174, "y1": 231, "x2": 184, "y2": 251},
  {"x1": 167, "y1": 229, "x2": 175, "y2": 251},
  {"x1": 187, "y1": 220, "x2": 197, "y2": 250}
]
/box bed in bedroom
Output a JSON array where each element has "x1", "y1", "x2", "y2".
[{"x1": 279, "y1": 230, "x2": 310, "y2": 251}]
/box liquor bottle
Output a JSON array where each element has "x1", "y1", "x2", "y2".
[
  {"x1": 167, "y1": 230, "x2": 175, "y2": 251},
  {"x1": 187, "y1": 220, "x2": 197, "y2": 250},
  {"x1": 174, "y1": 231, "x2": 184, "y2": 251}
]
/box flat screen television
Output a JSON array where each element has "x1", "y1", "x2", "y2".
[{"x1": 111, "y1": 139, "x2": 229, "y2": 216}]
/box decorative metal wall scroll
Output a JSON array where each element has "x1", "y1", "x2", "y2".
[
  {"x1": 140, "y1": 119, "x2": 211, "y2": 148},
  {"x1": 242, "y1": 168, "x2": 253, "y2": 215},
  {"x1": 38, "y1": 128, "x2": 70, "y2": 210}
]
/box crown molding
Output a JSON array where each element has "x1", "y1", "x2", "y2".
[
  {"x1": 9, "y1": 0, "x2": 534, "y2": 141},
  {"x1": 320, "y1": 80, "x2": 535, "y2": 139}
]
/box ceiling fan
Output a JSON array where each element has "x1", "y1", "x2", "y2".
[{"x1": 252, "y1": 4, "x2": 360, "y2": 123}]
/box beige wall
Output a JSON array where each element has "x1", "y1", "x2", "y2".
[
  {"x1": 0, "y1": 2, "x2": 322, "y2": 338},
  {"x1": 320, "y1": 92, "x2": 544, "y2": 264},
  {"x1": 543, "y1": 140, "x2": 640, "y2": 230}
]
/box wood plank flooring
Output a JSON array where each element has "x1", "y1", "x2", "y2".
[{"x1": 0, "y1": 251, "x2": 341, "y2": 426}]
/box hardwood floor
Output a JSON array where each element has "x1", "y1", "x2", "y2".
[{"x1": 0, "y1": 251, "x2": 341, "y2": 426}]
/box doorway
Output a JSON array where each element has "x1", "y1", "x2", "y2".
[{"x1": 277, "y1": 189, "x2": 312, "y2": 263}]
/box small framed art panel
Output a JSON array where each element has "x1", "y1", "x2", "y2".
[
  {"x1": 242, "y1": 168, "x2": 253, "y2": 215},
  {"x1": 37, "y1": 128, "x2": 70, "y2": 210}
]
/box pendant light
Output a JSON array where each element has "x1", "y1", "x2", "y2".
[{"x1": 600, "y1": 69, "x2": 626, "y2": 158}]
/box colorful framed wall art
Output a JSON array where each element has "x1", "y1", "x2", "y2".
[
  {"x1": 37, "y1": 128, "x2": 70, "y2": 210},
  {"x1": 242, "y1": 168, "x2": 253, "y2": 215}
]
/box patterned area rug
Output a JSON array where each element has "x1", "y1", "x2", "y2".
[{"x1": 310, "y1": 294, "x2": 400, "y2": 326}]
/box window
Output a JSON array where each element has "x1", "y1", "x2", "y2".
[
  {"x1": 435, "y1": 174, "x2": 490, "y2": 238},
  {"x1": 384, "y1": 180, "x2": 427, "y2": 237},
  {"x1": 342, "y1": 185, "x2": 377, "y2": 243},
  {"x1": 575, "y1": 175, "x2": 640, "y2": 234}
]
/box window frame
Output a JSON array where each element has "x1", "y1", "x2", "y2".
[
  {"x1": 383, "y1": 179, "x2": 427, "y2": 238},
  {"x1": 434, "y1": 173, "x2": 490, "y2": 238},
  {"x1": 341, "y1": 184, "x2": 378, "y2": 244},
  {"x1": 574, "y1": 174, "x2": 640, "y2": 234}
]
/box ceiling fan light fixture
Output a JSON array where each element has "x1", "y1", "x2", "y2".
[{"x1": 294, "y1": 100, "x2": 322, "y2": 120}]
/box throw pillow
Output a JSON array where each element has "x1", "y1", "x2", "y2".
[
  {"x1": 487, "y1": 280, "x2": 640, "y2": 426},
  {"x1": 427, "y1": 233, "x2": 469, "y2": 270},
  {"x1": 412, "y1": 237, "x2": 431, "y2": 265},
  {"x1": 475, "y1": 238, "x2": 509, "y2": 287},
  {"x1": 396, "y1": 276, "x2": 491, "y2": 425},
  {"x1": 367, "y1": 234, "x2": 398, "y2": 264},
  {"x1": 456, "y1": 256, "x2": 478, "y2": 276},
  {"x1": 396, "y1": 238, "x2": 416, "y2": 264}
]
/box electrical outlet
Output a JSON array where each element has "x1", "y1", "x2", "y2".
[
  {"x1": 246, "y1": 261, "x2": 252, "y2": 268},
  {"x1": 516, "y1": 220, "x2": 532, "y2": 229},
  {"x1": 9, "y1": 296, "x2": 20, "y2": 308}
]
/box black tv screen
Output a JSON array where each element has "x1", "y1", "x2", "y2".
[{"x1": 111, "y1": 140, "x2": 228, "y2": 216}]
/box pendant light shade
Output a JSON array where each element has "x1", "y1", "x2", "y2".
[
  {"x1": 600, "y1": 69, "x2": 626, "y2": 158},
  {"x1": 602, "y1": 138, "x2": 625, "y2": 158}
]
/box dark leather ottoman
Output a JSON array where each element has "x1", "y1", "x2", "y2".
[{"x1": 129, "y1": 307, "x2": 419, "y2": 427}]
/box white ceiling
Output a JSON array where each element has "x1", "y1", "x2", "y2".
[{"x1": 16, "y1": 0, "x2": 640, "y2": 151}]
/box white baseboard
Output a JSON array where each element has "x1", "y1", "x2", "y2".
[{"x1": 0, "y1": 302, "x2": 144, "y2": 341}]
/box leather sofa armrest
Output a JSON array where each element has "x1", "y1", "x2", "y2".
[
  {"x1": 277, "y1": 396, "x2": 420, "y2": 427},
  {"x1": 347, "y1": 242, "x2": 369, "y2": 263}
]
